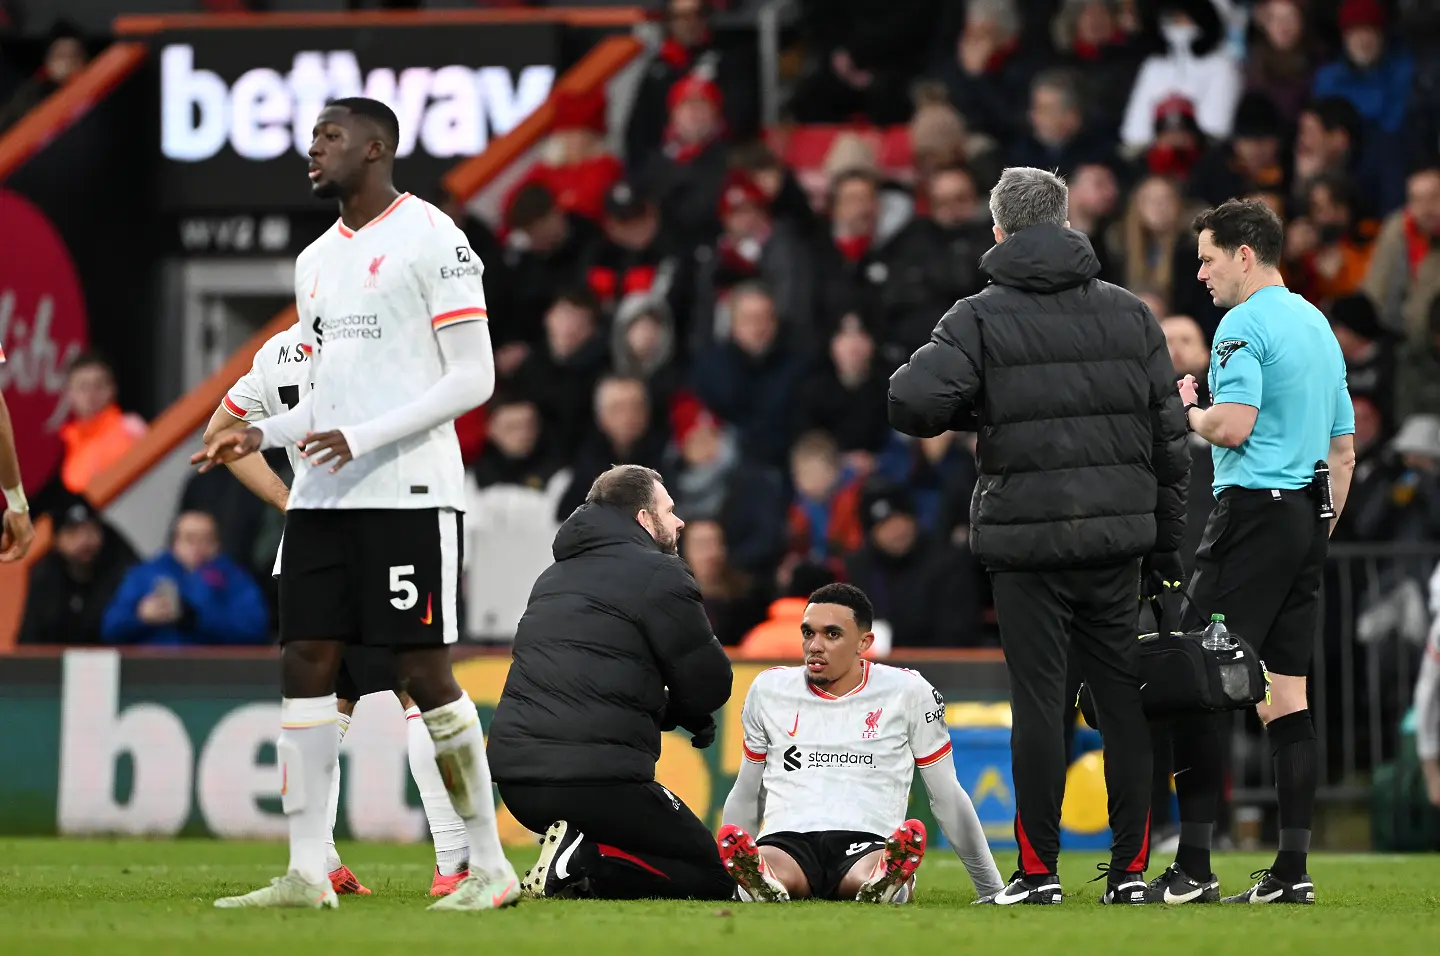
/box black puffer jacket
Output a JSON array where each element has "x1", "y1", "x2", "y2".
[
  {"x1": 887, "y1": 223, "x2": 1188, "y2": 571},
  {"x1": 487, "y1": 503, "x2": 733, "y2": 785}
]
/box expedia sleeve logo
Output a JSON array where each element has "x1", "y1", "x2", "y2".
[{"x1": 782, "y1": 744, "x2": 876, "y2": 771}]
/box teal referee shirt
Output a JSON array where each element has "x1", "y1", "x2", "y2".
[{"x1": 1207, "y1": 285, "x2": 1356, "y2": 495}]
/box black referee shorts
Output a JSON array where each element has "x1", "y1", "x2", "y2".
[
  {"x1": 279, "y1": 508, "x2": 464, "y2": 648},
  {"x1": 1183, "y1": 487, "x2": 1327, "y2": 677}
]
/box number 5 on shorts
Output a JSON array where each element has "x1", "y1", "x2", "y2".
[{"x1": 389, "y1": 564, "x2": 418, "y2": 610}]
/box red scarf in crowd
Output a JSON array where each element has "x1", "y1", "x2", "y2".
[
  {"x1": 659, "y1": 31, "x2": 713, "y2": 72},
  {"x1": 1403, "y1": 211, "x2": 1436, "y2": 278},
  {"x1": 834, "y1": 233, "x2": 872, "y2": 263}
]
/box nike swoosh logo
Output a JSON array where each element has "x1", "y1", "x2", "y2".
[
  {"x1": 420, "y1": 593, "x2": 432, "y2": 625},
  {"x1": 1252, "y1": 888, "x2": 1284, "y2": 903},
  {"x1": 310, "y1": 274, "x2": 319, "y2": 298},
  {"x1": 994, "y1": 883, "x2": 1034, "y2": 904},
  {"x1": 787, "y1": 714, "x2": 798, "y2": 737},
  {"x1": 553, "y1": 832, "x2": 582, "y2": 881},
  {"x1": 1165, "y1": 885, "x2": 1204, "y2": 903},
  {"x1": 490, "y1": 879, "x2": 516, "y2": 906}
]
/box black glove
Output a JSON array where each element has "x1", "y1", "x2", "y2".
[
  {"x1": 681, "y1": 714, "x2": 718, "y2": 750},
  {"x1": 1141, "y1": 550, "x2": 1185, "y2": 602}
]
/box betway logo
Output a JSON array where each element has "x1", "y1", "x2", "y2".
[{"x1": 161, "y1": 44, "x2": 555, "y2": 162}]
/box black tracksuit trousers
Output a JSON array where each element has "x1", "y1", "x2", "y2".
[
  {"x1": 499, "y1": 780, "x2": 734, "y2": 901},
  {"x1": 993, "y1": 562, "x2": 1153, "y2": 876}
]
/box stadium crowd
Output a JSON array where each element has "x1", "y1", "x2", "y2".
[{"x1": 13, "y1": 0, "x2": 1440, "y2": 654}]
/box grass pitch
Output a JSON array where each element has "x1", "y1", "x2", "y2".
[{"x1": 2, "y1": 839, "x2": 1438, "y2": 956}]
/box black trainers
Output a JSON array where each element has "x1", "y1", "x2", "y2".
[
  {"x1": 521, "y1": 820, "x2": 596, "y2": 899},
  {"x1": 1145, "y1": 862, "x2": 1220, "y2": 904},
  {"x1": 975, "y1": 871, "x2": 1062, "y2": 905},
  {"x1": 1091, "y1": 863, "x2": 1148, "y2": 905},
  {"x1": 1222, "y1": 869, "x2": 1315, "y2": 904}
]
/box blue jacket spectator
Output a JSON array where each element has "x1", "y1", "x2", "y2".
[
  {"x1": 101, "y1": 510, "x2": 268, "y2": 646},
  {"x1": 1312, "y1": 2, "x2": 1414, "y2": 137}
]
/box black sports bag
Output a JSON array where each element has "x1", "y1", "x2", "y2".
[{"x1": 1078, "y1": 593, "x2": 1269, "y2": 725}]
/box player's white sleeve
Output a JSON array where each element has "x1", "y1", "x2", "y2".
[
  {"x1": 906, "y1": 674, "x2": 1003, "y2": 896},
  {"x1": 419, "y1": 224, "x2": 488, "y2": 330},
  {"x1": 721, "y1": 684, "x2": 770, "y2": 832},
  {"x1": 339, "y1": 319, "x2": 495, "y2": 459},
  {"x1": 223, "y1": 359, "x2": 267, "y2": 423},
  {"x1": 919, "y1": 757, "x2": 1004, "y2": 896},
  {"x1": 256, "y1": 390, "x2": 314, "y2": 451},
  {"x1": 722, "y1": 759, "x2": 764, "y2": 834},
  {"x1": 1415, "y1": 564, "x2": 1440, "y2": 761}
]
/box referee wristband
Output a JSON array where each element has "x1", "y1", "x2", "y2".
[
  {"x1": 1183, "y1": 402, "x2": 1201, "y2": 430},
  {"x1": 3, "y1": 484, "x2": 27, "y2": 514}
]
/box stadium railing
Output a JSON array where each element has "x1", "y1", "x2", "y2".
[{"x1": 0, "y1": 12, "x2": 649, "y2": 652}]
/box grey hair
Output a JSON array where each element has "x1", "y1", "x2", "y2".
[
  {"x1": 966, "y1": 0, "x2": 1021, "y2": 39},
  {"x1": 988, "y1": 167, "x2": 1069, "y2": 236}
]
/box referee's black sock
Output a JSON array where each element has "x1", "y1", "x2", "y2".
[
  {"x1": 1268, "y1": 710, "x2": 1317, "y2": 883},
  {"x1": 1170, "y1": 712, "x2": 1223, "y2": 879}
]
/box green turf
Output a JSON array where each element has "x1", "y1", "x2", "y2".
[{"x1": 1, "y1": 839, "x2": 1438, "y2": 956}]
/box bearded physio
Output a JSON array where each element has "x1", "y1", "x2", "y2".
[{"x1": 1151, "y1": 199, "x2": 1356, "y2": 906}]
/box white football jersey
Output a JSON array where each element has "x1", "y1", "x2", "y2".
[
  {"x1": 289, "y1": 192, "x2": 488, "y2": 511},
  {"x1": 740, "y1": 661, "x2": 953, "y2": 839}
]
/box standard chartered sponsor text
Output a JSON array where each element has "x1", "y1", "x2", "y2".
[{"x1": 321, "y1": 313, "x2": 382, "y2": 340}]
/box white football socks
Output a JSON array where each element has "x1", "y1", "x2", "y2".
[
  {"x1": 422, "y1": 692, "x2": 510, "y2": 883},
  {"x1": 323, "y1": 711, "x2": 351, "y2": 873},
  {"x1": 406, "y1": 705, "x2": 470, "y2": 876},
  {"x1": 279, "y1": 695, "x2": 339, "y2": 885}
]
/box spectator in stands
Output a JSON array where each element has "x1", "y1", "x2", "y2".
[
  {"x1": 584, "y1": 179, "x2": 689, "y2": 333},
  {"x1": 936, "y1": 0, "x2": 1040, "y2": 143},
  {"x1": 1244, "y1": 0, "x2": 1323, "y2": 124},
  {"x1": 1313, "y1": 0, "x2": 1414, "y2": 213},
  {"x1": 664, "y1": 398, "x2": 786, "y2": 573},
  {"x1": 179, "y1": 450, "x2": 274, "y2": 581},
  {"x1": 1105, "y1": 174, "x2": 1192, "y2": 313},
  {"x1": 691, "y1": 283, "x2": 806, "y2": 468},
  {"x1": 690, "y1": 171, "x2": 816, "y2": 352},
  {"x1": 1290, "y1": 96, "x2": 1386, "y2": 215},
  {"x1": 782, "y1": 430, "x2": 865, "y2": 576},
  {"x1": 1284, "y1": 174, "x2": 1376, "y2": 305},
  {"x1": 470, "y1": 394, "x2": 563, "y2": 493},
  {"x1": 1066, "y1": 161, "x2": 1122, "y2": 277},
  {"x1": 1341, "y1": 414, "x2": 1440, "y2": 545},
  {"x1": 0, "y1": 20, "x2": 87, "y2": 133},
  {"x1": 795, "y1": 314, "x2": 893, "y2": 465},
  {"x1": 1050, "y1": 0, "x2": 1147, "y2": 140},
  {"x1": 1141, "y1": 94, "x2": 1208, "y2": 185},
  {"x1": 1121, "y1": 0, "x2": 1240, "y2": 153},
  {"x1": 497, "y1": 184, "x2": 593, "y2": 359},
  {"x1": 1326, "y1": 293, "x2": 1397, "y2": 433},
  {"x1": 1362, "y1": 161, "x2": 1440, "y2": 348},
  {"x1": 612, "y1": 291, "x2": 683, "y2": 411},
  {"x1": 639, "y1": 74, "x2": 731, "y2": 249},
  {"x1": 1188, "y1": 92, "x2": 1287, "y2": 208},
  {"x1": 787, "y1": 0, "x2": 938, "y2": 126},
  {"x1": 510, "y1": 287, "x2": 611, "y2": 453},
  {"x1": 1160, "y1": 314, "x2": 1214, "y2": 572},
  {"x1": 625, "y1": 0, "x2": 759, "y2": 162},
  {"x1": 876, "y1": 428, "x2": 978, "y2": 535},
  {"x1": 18, "y1": 494, "x2": 137, "y2": 645},
  {"x1": 555, "y1": 376, "x2": 669, "y2": 521},
  {"x1": 509, "y1": 89, "x2": 622, "y2": 223},
  {"x1": 909, "y1": 83, "x2": 1003, "y2": 195},
  {"x1": 679, "y1": 517, "x2": 769, "y2": 646},
  {"x1": 54, "y1": 352, "x2": 146, "y2": 497},
  {"x1": 843, "y1": 481, "x2": 980, "y2": 648},
  {"x1": 729, "y1": 142, "x2": 817, "y2": 236},
  {"x1": 1006, "y1": 68, "x2": 1117, "y2": 177},
  {"x1": 100, "y1": 510, "x2": 267, "y2": 647},
  {"x1": 920, "y1": 165, "x2": 994, "y2": 305},
  {"x1": 1395, "y1": 297, "x2": 1440, "y2": 422}
]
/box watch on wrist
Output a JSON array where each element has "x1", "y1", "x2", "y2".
[{"x1": 1182, "y1": 402, "x2": 1201, "y2": 430}]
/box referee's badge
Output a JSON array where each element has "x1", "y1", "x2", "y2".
[{"x1": 1214, "y1": 339, "x2": 1249, "y2": 368}]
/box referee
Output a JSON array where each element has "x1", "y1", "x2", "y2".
[{"x1": 1148, "y1": 199, "x2": 1357, "y2": 906}]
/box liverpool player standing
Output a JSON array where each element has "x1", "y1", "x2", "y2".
[
  {"x1": 202, "y1": 321, "x2": 471, "y2": 897},
  {"x1": 718, "y1": 583, "x2": 1004, "y2": 903},
  {"x1": 195, "y1": 98, "x2": 516, "y2": 911}
]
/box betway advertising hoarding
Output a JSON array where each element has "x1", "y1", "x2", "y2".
[
  {"x1": 152, "y1": 23, "x2": 559, "y2": 211},
  {"x1": 0, "y1": 650, "x2": 1108, "y2": 850}
]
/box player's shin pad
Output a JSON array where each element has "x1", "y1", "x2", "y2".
[
  {"x1": 433, "y1": 747, "x2": 477, "y2": 818},
  {"x1": 423, "y1": 693, "x2": 482, "y2": 818}
]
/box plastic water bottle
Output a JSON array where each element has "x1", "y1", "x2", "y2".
[{"x1": 1201, "y1": 614, "x2": 1231, "y2": 651}]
